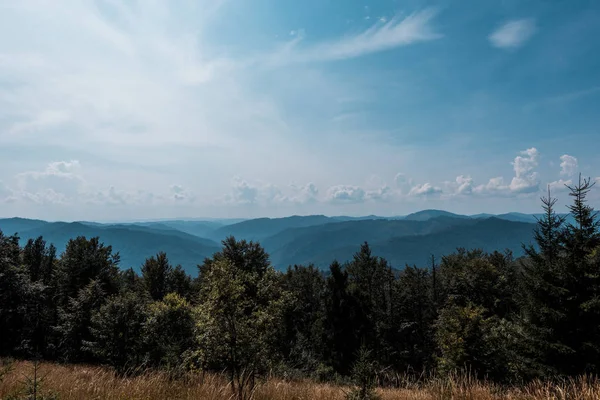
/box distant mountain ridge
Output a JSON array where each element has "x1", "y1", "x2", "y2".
[
  {"x1": 0, "y1": 219, "x2": 220, "y2": 275},
  {"x1": 0, "y1": 210, "x2": 551, "y2": 274}
]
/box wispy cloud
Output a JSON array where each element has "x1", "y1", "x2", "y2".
[
  {"x1": 266, "y1": 9, "x2": 441, "y2": 66},
  {"x1": 489, "y1": 19, "x2": 536, "y2": 49}
]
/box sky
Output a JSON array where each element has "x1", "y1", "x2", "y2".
[{"x1": 0, "y1": 0, "x2": 599, "y2": 221}]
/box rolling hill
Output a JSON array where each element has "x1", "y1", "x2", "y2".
[
  {"x1": 209, "y1": 215, "x2": 336, "y2": 241},
  {"x1": 403, "y1": 209, "x2": 470, "y2": 221},
  {"x1": 262, "y1": 217, "x2": 536, "y2": 269},
  {"x1": 0, "y1": 219, "x2": 220, "y2": 275}
]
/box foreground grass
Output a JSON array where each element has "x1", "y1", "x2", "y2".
[{"x1": 2, "y1": 361, "x2": 600, "y2": 400}]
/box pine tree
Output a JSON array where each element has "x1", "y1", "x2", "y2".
[
  {"x1": 520, "y1": 178, "x2": 600, "y2": 377},
  {"x1": 54, "y1": 236, "x2": 120, "y2": 308},
  {"x1": 346, "y1": 243, "x2": 394, "y2": 365},
  {"x1": 323, "y1": 260, "x2": 364, "y2": 375},
  {"x1": 141, "y1": 252, "x2": 172, "y2": 301}
]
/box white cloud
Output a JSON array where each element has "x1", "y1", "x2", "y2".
[
  {"x1": 170, "y1": 184, "x2": 196, "y2": 203},
  {"x1": 559, "y1": 154, "x2": 578, "y2": 177},
  {"x1": 512, "y1": 147, "x2": 538, "y2": 178},
  {"x1": 229, "y1": 177, "x2": 260, "y2": 205},
  {"x1": 0, "y1": 181, "x2": 14, "y2": 203},
  {"x1": 508, "y1": 147, "x2": 539, "y2": 193},
  {"x1": 408, "y1": 182, "x2": 442, "y2": 197},
  {"x1": 394, "y1": 173, "x2": 414, "y2": 194},
  {"x1": 267, "y1": 9, "x2": 441, "y2": 65},
  {"x1": 288, "y1": 182, "x2": 319, "y2": 204},
  {"x1": 450, "y1": 175, "x2": 473, "y2": 195},
  {"x1": 473, "y1": 148, "x2": 540, "y2": 196},
  {"x1": 15, "y1": 160, "x2": 85, "y2": 202},
  {"x1": 548, "y1": 179, "x2": 572, "y2": 193},
  {"x1": 326, "y1": 185, "x2": 366, "y2": 203},
  {"x1": 225, "y1": 178, "x2": 321, "y2": 206},
  {"x1": 489, "y1": 19, "x2": 536, "y2": 49},
  {"x1": 366, "y1": 185, "x2": 392, "y2": 201},
  {"x1": 474, "y1": 177, "x2": 507, "y2": 195}
]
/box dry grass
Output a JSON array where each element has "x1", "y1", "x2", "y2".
[{"x1": 1, "y1": 360, "x2": 600, "y2": 400}]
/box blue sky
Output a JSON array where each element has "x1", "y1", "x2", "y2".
[{"x1": 0, "y1": 0, "x2": 599, "y2": 221}]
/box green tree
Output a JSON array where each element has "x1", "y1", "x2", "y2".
[
  {"x1": 55, "y1": 280, "x2": 106, "y2": 362},
  {"x1": 85, "y1": 291, "x2": 148, "y2": 372},
  {"x1": 144, "y1": 293, "x2": 195, "y2": 369},
  {"x1": 346, "y1": 346, "x2": 381, "y2": 400},
  {"x1": 167, "y1": 265, "x2": 193, "y2": 301},
  {"x1": 54, "y1": 236, "x2": 120, "y2": 308},
  {"x1": 393, "y1": 265, "x2": 435, "y2": 372},
  {"x1": 280, "y1": 264, "x2": 327, "y2": 376},
  {"x1": 435, "y1": 299, "x2": 487, "y2": 374},
  {"x1": 0, "y1": 231, "x2": 31, "y2": 356},
  {"x1": 195, "y1": 240, "x2": 287, "y2": 400},
  {"x1": 141, "y1": 252, "x2": 172, "y2": 301},
  {"x1": 323, "y1": 260, "x2": 364, "y2": 375},
  {"x1": 520, "y1": 177, "x2": 600, "y2": 377},
  {"x1": 346, "y1": 243, "x2": 394, "y2": 366},
  {"x1": 22, "y1": 237, "x2": 56, "y2": 284}
]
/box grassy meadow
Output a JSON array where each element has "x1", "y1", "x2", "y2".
[{"x1": 2, "y1": 360, "x2": 600, "y2": 400}]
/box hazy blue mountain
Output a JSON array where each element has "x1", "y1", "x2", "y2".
[
  {"x1": 0, "y1": 217, "x2": 49, "y2": 235},
  {"x1": 494, "y1": 212, "x2": 539, "y2": 223},
  {"x1": 470, "y1": 213, "x2": 495, "y2": 219},
  {"x1": 210, "y1": 215, "x2": 335, "y2": 241},
  {"x1": 0, "y1": 211, "x2": 547, "y2": 274},
  {"x1": 329, "y1": 215, "x2": 400, "y2": 221},
  {"x1": 404, "y1": 209, "x2": 470, "y2": 221},
  {"x1": 1, "y1": 219, "x2": 220, "y2": 275},
  {"x1": 134, "y1": 220, "x2": 224, "y2": 238},
  {"x1": 266, "y1": 217, "x2": 536, "y2": 270},
  {"x1": 262, "y1": 216, "x2": 477, "y2": 268}
]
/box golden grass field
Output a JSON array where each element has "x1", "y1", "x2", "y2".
[{"x1": 2, "y1": 360, "x2": 600, "y2": 400}]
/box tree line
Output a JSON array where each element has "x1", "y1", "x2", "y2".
[{"x1": 1, "y1": 176, "x2": 599, "y2": 397}]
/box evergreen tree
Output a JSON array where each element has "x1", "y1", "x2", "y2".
[
  {"x1": 0, "y1": 231, "x2": 31, "y2": 356},
  {"x1": 346, "y1": 346, "x2": 381, "y2": 400},
  {"x1": 167, "y1": 265, "x2": 194, "y2": 301},
  {"x1": 323, "y1": 260, "x2": 364, "y2": 375},
  {"x1": 393, "y1": 265, "x2": 435, "y2": 372},
  {"x1": 520, "y1": 178, "x2": 600, "y2": 377},
  {"x1": 280, "y1": 264, "x2": 327, "y2": 375},
  {"x1": 55, "y1": 280, "x2": 106, "y2": 362},
  {"x1": 346, "y1": 243, "x2": 394, "y2": 365},
  {"x1": 141, "y1": 252, "x2": 172, "y2": 301},
  {"x1": 54, "y1": 236, "x2": 120, "y2": 308}
]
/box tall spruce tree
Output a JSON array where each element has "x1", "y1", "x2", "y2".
[
  {"x1": 520, "y1": 178, "x2": 600, "y2": 377},
  {"x1": 141, "y1": 252, "x2": 172, "y2": 301}
]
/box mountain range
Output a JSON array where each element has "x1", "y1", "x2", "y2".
[{"x1": 0, "y1": 209, "x2": 562, "y2": 274}]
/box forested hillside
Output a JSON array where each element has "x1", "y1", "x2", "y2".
[{"x1": 1, "y1": 177, "x2": 599, "y2": 399}]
